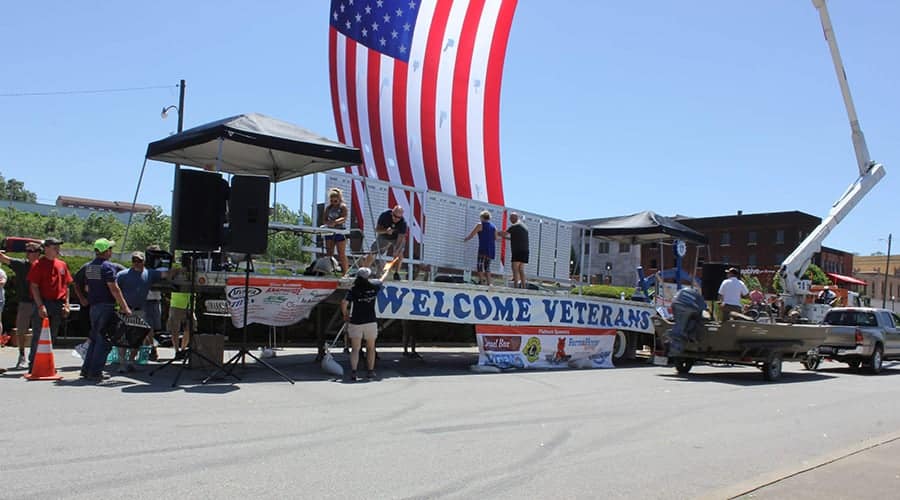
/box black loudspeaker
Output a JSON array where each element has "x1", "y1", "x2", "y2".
[
  {"x1": 172, "y1": 169, "x2": 228, "y2": 251},
  {"x1": 226, "y1": 175, "x2": 270, "y2": 255},
  {"x1": 701, "y1": 263, "x2": 729, "y2": 301}
]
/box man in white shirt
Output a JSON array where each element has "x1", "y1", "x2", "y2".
[{"x1": 717, "y1": 267, "x2": 748, "y2": 321}]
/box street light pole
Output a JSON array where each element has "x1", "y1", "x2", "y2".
[
  {"x1": 883, "y1": 233, "x2": 892, "y2": 308},
  {"x1": 165, "y1": 79, "x2": 186, "y2": 252}
]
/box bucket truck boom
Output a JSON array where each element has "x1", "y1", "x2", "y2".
[{"x1": 778, "y1": 0, "x2": 886, "y2": 318}]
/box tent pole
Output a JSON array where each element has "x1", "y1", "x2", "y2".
[{"x1": 121, "y1": 157, "x2": 150, "y2": 253}]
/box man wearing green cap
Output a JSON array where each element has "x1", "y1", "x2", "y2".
[{"x1": 81, "y1": 238, "x2": 132, "y2": 380}]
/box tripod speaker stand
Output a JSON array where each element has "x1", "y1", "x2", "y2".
[
  {"x1": 203, "y1": 254, "x2": 294, "y2": 384},
  {"x1": 150, "y1": 256, "x2": 238, "y2": 387}
]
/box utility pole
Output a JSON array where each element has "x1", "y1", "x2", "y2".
[
  {"x1": 168, "y1": 79, "x2": 186, "y2": 253},
  {"x1": 883, "y1": 233, "x2": 892, "y2": 308}
]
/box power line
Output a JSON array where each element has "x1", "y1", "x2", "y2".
[{"x1": 0, "y1": 84, "x2": 176, "y2": 97}]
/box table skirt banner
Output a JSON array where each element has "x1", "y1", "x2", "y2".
[
  {"x1": 475, "y1": 325, "x2": 617, "y2": 369},
  {"x1": 225, "y1": 277, "x2": 339, "y2": 327}
]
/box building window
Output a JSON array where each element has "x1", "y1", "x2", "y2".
[
  {"x1": 698, "y1": 257, "x2": 705, "y2": 267},
  {"x1": 722, "y1": 255, "x2": 730, "y2": 264},
  {"x1": 597, "y1": 241, "x2": 610, "y2": 254},
  {"x1": 775, "y1": 230, "x2": 785, "y2": 244},
  {"x1": 748, "y1": 254, "x2": 757, "y2": 266},
  {"x1": 619, "y1": 242, "x2": 631, "y2": 253},
  {"x1": 748, "y1": 231, "x2": 757, "y2": 245},
  {"x1": 650, "y1": 259, "x2": 658, "y2": 269},
  {"x1": 584, "y1": 242, "x2": 590, "y2": 255},
  {"x1": 775, "y1": 252, "x2": 785, "y2": 263},
  {"x1": 649, "y1": 242, "x2": 659, "y2": 249},
  {"x1": 720, "y1": 232, "x2": 731, "y2": 246}
]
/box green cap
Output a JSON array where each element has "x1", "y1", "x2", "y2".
[{"x1": 93, "y1": 238, "x2": 115, "y2": 252}]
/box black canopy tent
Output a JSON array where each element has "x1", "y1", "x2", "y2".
[
  {"x1": 123, "y1": 113, "x2": 362, "y2": 251},
  {"x1": 579, "y1": 210, "x2": 708, "y2": 286},
  {"x1": 586, "y1": 210, "x2": 708, "y2": 244},
  {"x1": 133, "y1": 113, "x2": 363, "y2": 386},
  {"x1": 145, "y1": 113, "x2": 361, "y2": 181}
]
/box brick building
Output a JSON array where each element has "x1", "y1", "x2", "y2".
[
  {"x1": 639, "y1": 211, "x2": 851, "y2": 291},
  {"x1": 853, "y1": 254, "x2": 900, "y2": 312}
]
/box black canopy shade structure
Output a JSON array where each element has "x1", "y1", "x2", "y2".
[
  {"x1": 584, "y1": 210, "x2": 708, "y2": 244},
  {"x1": 145, "y1": 112, "x2": 362, "y2": 181},
  {"x1": 122, "y1": 113, "x2": 362, "y2": 252}
]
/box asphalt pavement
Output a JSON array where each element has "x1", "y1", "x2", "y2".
[{"x1": 2, "y1": 345, "x2": 899, "y2": 499}]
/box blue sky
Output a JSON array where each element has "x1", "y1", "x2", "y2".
[{"x1": 1, "y1": 1, "x2": 897, "y2": 256}]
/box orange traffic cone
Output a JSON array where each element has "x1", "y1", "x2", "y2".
[{"x1": 24, "y1": 318, "x2": 63, "y2": 381}]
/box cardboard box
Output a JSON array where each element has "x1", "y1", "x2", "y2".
[{"x1": 190, "y1": 334, "x2": 225, "y2": 370}]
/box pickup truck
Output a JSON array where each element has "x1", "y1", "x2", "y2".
[{"x1": 816, "y1": 307, "x2": 900, "y2": 374}]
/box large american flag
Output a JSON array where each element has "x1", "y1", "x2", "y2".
[{"x1": 328, "y1": 0, "x2": 517, "y2": 236}]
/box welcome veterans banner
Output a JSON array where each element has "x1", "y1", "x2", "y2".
[
  {"x1": 222, "y1": 278, "x2": 656, "y2": 336},
  {"x1": 377, "y1": 283, "x2": 655, "y2": 333},
  {"x1": 476, "y1": 325, "x2": 617, "y2": 369}
]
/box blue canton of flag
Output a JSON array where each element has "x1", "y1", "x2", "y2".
[{"x1": 330, "y1": 0, "x2": 421, "y2": 63}]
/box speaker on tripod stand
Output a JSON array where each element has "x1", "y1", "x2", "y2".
[
  {"x1": 150, "y1": 169, "x2": 237, "y2": 387},
  {"x1": 206, "y1": 174, "x2": 294, "y2": 384}
]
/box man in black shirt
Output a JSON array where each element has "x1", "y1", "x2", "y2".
[
  {"x1": 0, "y1": 242, "x2": 42, "y2": 369},
  {"x1": 500, "y1": 212, "x2": 529, "y2": 288},
  {"x1": 362, "y1": 205, "x2": 407, "y2": 278}
]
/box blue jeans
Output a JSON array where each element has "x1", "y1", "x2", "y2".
[
  {"x1": 29, "y1": 300, "x2": 64, "y2": 372},
  {"x1": 82, "y1": 303, "x2": 116, "y2": 377}
]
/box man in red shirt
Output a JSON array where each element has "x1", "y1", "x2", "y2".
[{"x1": 26, "y1": 238, "x2": 73, "y2": 373}]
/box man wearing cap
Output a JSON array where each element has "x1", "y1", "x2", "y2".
[
  {"x1": 26, "y1": 237, "x2": 73, "y2": 373},
  {"x1": 81, "y1": 238, "x2": 132, "y2": 380},
  {"x1": 114, "y1": 251, "x2": 176, "y2": 371},
  {"x1": 0, "y1": 241, "x2": 42, "y2": 369},
  {"x1": 717, "y1": 267, "x2": 748, "y2": 321}
]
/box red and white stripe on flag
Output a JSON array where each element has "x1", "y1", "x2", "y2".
[{"x1": 328, "y1": 0, "x2": 517, "y2": 236}]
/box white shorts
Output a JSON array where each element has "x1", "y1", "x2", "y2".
[{"x1": 347, "y1": 322, "x2": 378, "y2": 341}]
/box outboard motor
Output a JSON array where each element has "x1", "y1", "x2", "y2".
[{"x1": 666, "y1": 288, "x2": 707, "y2": 355}]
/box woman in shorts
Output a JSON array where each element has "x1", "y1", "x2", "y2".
[
  {"x1": 322, "y1": 188, "x2": 349, "y2": 275},
  {"x1": 340, "y1": 267, "x2": 384, "y2": 381}
]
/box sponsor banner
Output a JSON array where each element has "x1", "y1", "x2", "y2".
[
  {"x1": 378, "y1": 283, "x2": 655, "y2": 333},
  {"x1": 225, "y1": 277, "x2": 339, "y2": 327},
  {"x1": 476, "y1": 325, "x2": 616, "y2": 369}
]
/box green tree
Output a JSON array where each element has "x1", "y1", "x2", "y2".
[
  {"x1": 0, "y1": 172, "x2": 38, "y2": 202},
  {"x1": 772, "y1": 263, "x2": 830, "y2": 293},
  {"x1": 81, "y1": 213, "x2": 124, "y2": 243},
  {"x1": 265, "y1": 203, "x2": 312, "y2": 262},
  {"x1": 123, "y1": 207, "x2": 170, "y2": 252}
]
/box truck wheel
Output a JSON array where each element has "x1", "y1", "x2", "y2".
[
  {"x1": 868, "y1": 345, "x2": 883, "y2": 375},
  {"x1": 674, "y1": 358, "x2": 694, "y2": 374},
  {"x1": 803, "y1": 356, "x2": 821, "y2": 371},
  {"x1": 612, "y1": 331, "x2": 627, "y2": 359},
  {"x1": 762, "y1": 353, "x2": 783, "y2": 381}
]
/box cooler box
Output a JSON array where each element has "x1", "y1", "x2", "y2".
[{"x1": 190, "y1": 334, "x2": 225, "y2": 370}]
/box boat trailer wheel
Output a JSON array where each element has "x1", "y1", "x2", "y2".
[{"x1": 762, "y1": 353, "x2": 783, "y2": 381}]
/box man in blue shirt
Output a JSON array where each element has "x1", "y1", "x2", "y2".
[
  {"x1": 464, "y1": 210, "x2": 500, "y2": 286},
  {"x1": 81, "y1": 238, "x2": 132, "y2": 381},
  {"x1": 114, "y1": 251, "x2": 175, "y2": 372}
]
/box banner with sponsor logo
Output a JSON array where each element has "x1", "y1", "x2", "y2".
[
  {"x1": 225, "y1": 277, "x2": 339, "y2": 327},
  {"x1": 377, "y1": 283, "x2": 655, "y2": 333},
  {"x1": 476, "y1": 325, "x2": 616, "y2": 369}
]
